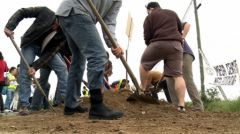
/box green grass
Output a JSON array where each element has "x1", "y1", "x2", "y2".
[
  {"x1": 185, "y1": 98, "x2": 240, "y2": 112},
  {"x1": 204, "y1": 98, "x2": 240, "y2": 112}
]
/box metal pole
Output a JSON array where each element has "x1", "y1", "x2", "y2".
[
  {"x1": 193, "y1": 0, "x2": 206, "y2": 99},
  {"x1": 217, "y1": 86, "x2": 228, "y2": 100},
  {"x1": 182, "y1": 0, "x2": 193, "y2": 21},
  {"x1": 9, "y1": 36, "x2": 55, "y2": 112},
  {"x1": 86, "y1": 0, "x2": 141, "y2": 94},
  {"x1": 125, "y1": 49, "x2": 128, "y2": 81}
]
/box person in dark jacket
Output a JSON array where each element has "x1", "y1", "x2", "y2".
[
  {"x1": 4, "y1": 7, "x2": 68, "y2": 115},
  {"x1": 139, "y1": 2, "x2": 186, "y2": 112}
]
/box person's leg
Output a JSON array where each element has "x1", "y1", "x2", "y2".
[
  {"x1": 48, "y1": 53, "x2": 68, "y2": 106},
  {"x1": 5, "y1": 89, "x2": 15, "y2": 110},
  {"x1": 163, "y1": 41, "x2": 186, "y2": 111},
  {"x1": 166, "y1": 77, "x2": 178, "y2": 105},
  {"x1": 59, "y1": 15, "x2": 123, "y2": 119},
  {"x1": 59, "y1": 16, "x2": 88, "y2": 115},
  {"x1": 0, "y1": 86, "x2": 5, "y2": 112},
  {"x1": 160, "y1": 80, "x2": 172, "y2": 103},
  {"x1": 183, "y1": 54, "x2": 204, "y2": 111},
  {"x1": 12, "y1": 88, "x2": 19, "y2": 111},
  {"x1": 139, "y1": 64, "x2": 150, "y2": 91},
  {"x1": 0, "y1": 94, "x2": 3, "y2": 112},
  {"x1": 30, "y1": 68, "x2": 51, "y2": 110},
  {"x1": 173, "y1": 76, "x2": 186, "y2": 108},
  {"x1": 43, "y1": 83, "x2": 50, "y2": 109},
  {"x1": 140, "y1": 44, "x2": 165, "y2": 92},
  {"x1": 19, "y1": 44, "x2": 40, "y2": 115},
  {"x1": 9, "y1": 90, "x2": 15, "y2": 110}
]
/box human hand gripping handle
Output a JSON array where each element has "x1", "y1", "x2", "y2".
[
  {"x1": 86, "y1": 0, "x2": 141, "y2": 94},
  {"x1": 4, "y1": 27, "x2": 14, "y2": 38},
  {"x1": 111, "y1": 45, "x2": 124, "y2": 58},
  {"x1": 28, "y1": 67, "x2": 36, "y2": 77},
  {"x1": 8, "y1": 35, "x2": 55, "y2": 112}
]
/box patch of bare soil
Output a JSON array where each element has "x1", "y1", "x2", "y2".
[{"x1": 1, "y1": 90, "x2": 240, "y2": 134}]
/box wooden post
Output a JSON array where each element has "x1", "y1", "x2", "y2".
[
  {"x1": 125, "y1": 13, "x2": 134, "y2": 82},
  {"x1": 193, "y1": 0, "x2": 206, "y2": 99}
]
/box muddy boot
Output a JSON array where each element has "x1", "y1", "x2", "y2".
[
  {"x1": 19, "y1": 106, "x2": 30, "y2": 116},
  {"x1": 89, "y1": 89, "x2": 123, "y2": 120}
]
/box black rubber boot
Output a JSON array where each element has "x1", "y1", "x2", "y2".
[{"x1": 89, "y1": 89, "x2": 123, "y2": 120}]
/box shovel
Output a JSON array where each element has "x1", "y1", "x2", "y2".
[
  {"x1": 9, "y1": 36, "x2": 55, "y2": 112},
  {"x1": 86, "y1": 0, "x2": 159, "y2": 104}
]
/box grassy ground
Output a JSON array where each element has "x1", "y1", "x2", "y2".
[{"x1": 205, "y1": 98, "x2": 240, "y2": 112}]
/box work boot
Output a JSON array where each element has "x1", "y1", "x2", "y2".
[
  {"x1": 19, "y1": 106, "x2": 30, "y2": 116},
  {"x1": 89, "y1": 89, "x2": 123, "y2": 120},
  {"x1": 64, "y1": 105, "x2": 88, "y2": 115}
]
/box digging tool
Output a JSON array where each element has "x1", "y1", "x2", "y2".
[
  {"x1": 9, "y1": 36, "x2": 55, "y2": 112},
  {"x1": 86, "y1": 0, "x2": 159, "y2": 104}
]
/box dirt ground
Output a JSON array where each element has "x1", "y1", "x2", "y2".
[{"x1": 1, "y1": 90, "x2": 240, "y2": 134}]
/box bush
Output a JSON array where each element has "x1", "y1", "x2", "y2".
[
  {"x1": 200, "y1": 87, "x2": 240, "y2": 112},
  {"x1": 202, "y1": 87, "x2": 221, "y2": 108}
]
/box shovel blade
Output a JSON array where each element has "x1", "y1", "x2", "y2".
[{"x1": 126, "y1": 93, "x2": 160, "y2": 104}]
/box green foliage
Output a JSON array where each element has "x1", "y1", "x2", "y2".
[
  {"x1": 201, "y1": 87, "x2": 221, "y2": 108},
  {"x1": 200, "y1": 87, "x2": 240, "y2": 112},
  {"x1": 185, "y1": 101, "x2": 193, "y2": 108},
  {"x1": 205, "y1": 98, "x2": 240, "y2": 112}
]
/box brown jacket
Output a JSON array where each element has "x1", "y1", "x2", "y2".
[{"x1": 143, "y1": 8, "x2": 182, "y2": 45}]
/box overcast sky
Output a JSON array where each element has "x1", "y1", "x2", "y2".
[{"x1": 1, "y1": 0, "x2": 240, "y2": 100}]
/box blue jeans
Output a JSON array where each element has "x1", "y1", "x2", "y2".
[
  {"x1": 31, "y1": 59, "x2": 67, "y2": 110},
  {"x1": 30, "y1": 67, "x2": 51, "y2": 110},
  {"x1": 5, "y1": 89, "x2": 15, "y2": 110},
  {"x1": 58, "y1": 14, "x2": 107, "y2": 108},
  {"x1": 19, "y1": 43, "x2": 68, "y2": 108}
]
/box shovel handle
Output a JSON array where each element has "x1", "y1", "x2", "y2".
[{"x1": 86, "y1": 0, "x2": 141, "y2": 94}]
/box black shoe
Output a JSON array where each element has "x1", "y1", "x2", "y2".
[
  {"x1": 30, "y1": 107, "x2": 41, "y2": 112},
  {"x1": 53, "y1": 103, "x2": 64, "y2": 107},
  {"x1": 89, "y1": 103, "x2": 123, "y2": 120},
  {"x1": 64, "y1": 105, "x2": 88, "y2": 115},
  {"x1": 53, "y1": 100, "x2": 64, "y2": 107}
]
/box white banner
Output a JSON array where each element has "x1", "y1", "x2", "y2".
[{"x1": 212, "y1": 60, "x2": 239, "y2": 86}]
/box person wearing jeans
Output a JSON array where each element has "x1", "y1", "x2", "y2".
[
  {"x1": 4, "y1": 67, "x2": 18, "y2": 111},
  {"x1": 30, "y1": 55, "x2": 67, "y2": 111},
  {"x1": 56, "y1": 0, "x2": 124, "y2": 119},
  {"x1": 4, "y1": 7, "x2": 68, "y2": 115}
]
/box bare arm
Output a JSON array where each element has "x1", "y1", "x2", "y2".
[{"x1": 182, "y1": 22, "x2": 190, "y2": 38}]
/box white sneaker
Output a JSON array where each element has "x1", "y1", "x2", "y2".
[
  {"x1": 177, "y1": 106, "x2": 186, "y2": 113},
  {"x1": 4, "y1": 109, "x2": 12, "y2": 113}
]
